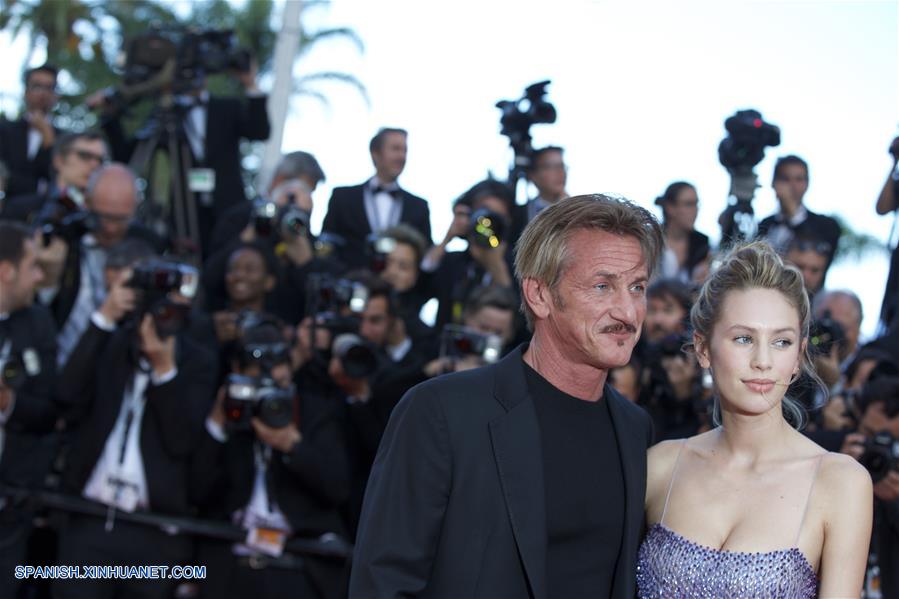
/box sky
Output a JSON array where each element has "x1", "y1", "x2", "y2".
[{"x1": 2, "y1": 0, "x2": 897, "y2": 337}]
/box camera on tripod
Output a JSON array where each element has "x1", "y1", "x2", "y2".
[
  {"x1": 440, "y1": 324, "x2": 503, "y2": 365},
  {"x1": 125, "y1": 258, "x2": 198, "y2": 338},
  {"x1": 252, "y1": 198, "x2": 310, "y2": 240},
  {"x1": 497, "y1": 81, "x2": 557, "y2": 182}
]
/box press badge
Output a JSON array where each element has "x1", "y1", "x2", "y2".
[
  {"x1": 246, "y1": 526, "x2": 287, "y2": 557},
  {"x1": 188, "y1": 168, "x2": 216, "y2": 193}
]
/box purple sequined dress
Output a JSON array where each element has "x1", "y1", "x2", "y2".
[
  {"x1": 636, "y1": 440, "x2": 821, "y2": 598},
  {"x1": 636, "y1": 523, "x2": 818, "y2": 598}
]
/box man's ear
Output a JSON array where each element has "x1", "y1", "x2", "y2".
[
  {"x1": 521, "y1": 277, "x2": 552, "y2": 322},
  {"x1": 693, "y1": 332, "x2": 711, "y2": 369}
]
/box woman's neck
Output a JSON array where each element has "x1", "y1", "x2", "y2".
[{"x1": 715, "y1": 410, "x2": 794, "y2": 465}]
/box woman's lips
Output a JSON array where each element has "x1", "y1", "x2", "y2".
[{"x1": 743, "y1": 379, "x2": 776, "y2": 393}]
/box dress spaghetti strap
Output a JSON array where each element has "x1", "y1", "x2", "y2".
[
  {"x1": 659, "y1": 439, "x2": 688, "y2": 527},
  {"x1": 794, "y1": 453, "x2": 826, "y2": 547}
]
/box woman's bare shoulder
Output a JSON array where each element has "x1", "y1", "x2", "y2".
[{"x1": 817, "y1": 451, "x2": 872, "y2": 493}]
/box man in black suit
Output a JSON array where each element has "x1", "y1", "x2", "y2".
[
  {"x1": 757, "y1": 155, "x2": 841, "y2": 287},
  {"x1": 0, "y1": 64, "x2": 60, "y2": 199},
  {"x1": 90, "y1": 62, "x2": 270, "y2": 255},
  {"x1": 54, "y1": 259, "x2": 215, "y2": 599},
  {"x1": 322, "y1": 128, "x2": 431, "y2": 270},
  {"x1": 0, "y1": 221, "x2": 58, "y2": 598},
  {"x1": 350, "y1": 194, "x2": 663, "y2": 598}
]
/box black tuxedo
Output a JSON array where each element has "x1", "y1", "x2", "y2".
[
  {"x1": 57, "y1": 321, "x2": 216, "y2": 516},
  {"x1": 350, "y1": 345, "x2": 653, "y2": 598},
  {"x1": 322, "y1": 183, "x2": 431, "y2": 271},
  {"x1": 0, "y1": 117, "x2": 55, "y2": 198},
  {"x1": 757, "y1": 208, "x2": 841, "y2": 266}
]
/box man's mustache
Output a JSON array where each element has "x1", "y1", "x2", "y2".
[{"x1": 601, "y1": 323, "x2": 638, "y2": 335}]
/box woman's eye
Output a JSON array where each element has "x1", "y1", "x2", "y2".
[
  {"x1": 734, "y1": 335, "x2": 752, "y2": 344},
  {"x1": 773, "y1": 339, "x2": 793, "y2": 348}
]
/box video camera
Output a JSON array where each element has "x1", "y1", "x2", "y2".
[
  {"x1": 440, "y1": 324, "x2": 503, "y2": 365},
  {"x1": 469, "y1": 208, "x2": 507, "y2": 249},
  {"x1": 125, "y1": 259, "x2": 198, "y2": 338},
  {"x1": 497, "y1": 81, "x2": 557, "y2": 180},
  {"x1": 120, "y1": 26, "x2": 251, "y2": 97}
]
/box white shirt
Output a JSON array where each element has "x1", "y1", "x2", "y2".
[
  {"x1": 364, "y1": 177, "x2": 402, "y2": 234},
  {"x1": 178, "y1": 91, "x2": 209, "y2": 162},
  {"x1": 82, "y1": 313, "x2": 177, "y2": 512},
  {"x1": 27, "y1": 128, "x2": 42, "y2": 160}
]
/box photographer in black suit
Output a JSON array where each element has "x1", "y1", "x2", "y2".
[
  {"x1": 193, "y1": 319, "x2": 349, "y2": 599},
  {"x1": 322, "y1": 128, "x2": 431, "y2": 270},
  {"x1": 0, "y1": 64, "x2": 61, "y2": 198},
  {"x1": 0, "y1": 221, "x2": 58, "y2": 598},
  {"x1": 351, "y1": 195, "x2": 662, "y2": 598},
  {"x1": 54, "y1": 256, "x2": 215, "y2": 598}
]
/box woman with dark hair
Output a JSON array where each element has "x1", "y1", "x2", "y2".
[
  {"x1": 638, "y1": 241, "x2": 872, "y2": 598},
  {"x1": 655, "y1": 181, "x2": 710, "y2": 284}
]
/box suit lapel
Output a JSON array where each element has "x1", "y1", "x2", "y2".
[
  {"x1": 606, "y1": 387, "x2": 646, "y2": 599},
  {"x1": 488, "y1": 347, "x2": 547, "y2": 598}
]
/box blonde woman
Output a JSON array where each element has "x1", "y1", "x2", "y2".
[{"x1": 638, "y1": 242, "x2": 872, "y2": 598}]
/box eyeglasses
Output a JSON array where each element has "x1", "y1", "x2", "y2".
[
  {"x1": 91, "y1": 210, "x2": 131, "y2": 224},
  {"x1": 71, "y1": 149, "x2": 107, "y2": 164},
  {"x1": 27, "y1": 83, "x2": 57, "y2": 93},
  {"x1": 536, "y1": 162, "x2": 567, "y2": 172},
  {"x1": 791, "y1": 240, "x2": 832, "y2": 256}
]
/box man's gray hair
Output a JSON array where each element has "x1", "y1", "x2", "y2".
[
  {"x1": 85, "y1": 163, "x2": 138, "y2": 202},
  {"x1": 274, "y1": 151, "x2": 325, "y2": 185},
  {"x1": 513, "y1": 194, "x2": 663, "y2": 330}
]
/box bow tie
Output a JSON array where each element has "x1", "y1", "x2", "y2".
[{"x1": 372, "y1": 185, "x2": 400, "y2": 198}]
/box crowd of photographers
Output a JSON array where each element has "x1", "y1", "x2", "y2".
[{"x1": 0, "y1": 62, "x2": 898, "y2": 598}]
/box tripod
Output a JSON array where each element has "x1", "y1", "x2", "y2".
[
  {"x1": 129, "y1": 92, "x2": 202, "y2": 260},
  {"x1": 718, "y1": 166, "x2": 761, "y2": 247}
]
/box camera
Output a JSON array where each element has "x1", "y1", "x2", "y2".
[
  {"x1": 332, "y1": 334, "x2": 379, "y2": 378},
  {"x1": 469, "y1": 208, "x2": 507, "y2": 249},
  {"x1": 38, "y1": 209, "x2": 99, "y2": 247},
  {"x1": 126, "y1": 259, "x2": 198, "y2": 338},
  {"x1": 121, "y1": 26, "x2": 251, "y2": 95},
  {"x1": 809, "y1": 310, "x2": 845, "y2": 357},
  {"x1": 440, "y1": 324, "x2": 503, "y2": 364},
  {"x1": 718, "y1": 109, "x2": 781, "y2": 171},
  {"x1": 366, "y1": 234, "x2": 397, "y2": 274},
  {"x1": 308, "y1": 274, "x2": 369, "y2": 320},
  {"x1": 252, "y1": 198, "x2": 310, "y2": 239},
  {"x1": 858, "y1": 431, "x2": 899, "y2": 483},
  {"x1": 496, "y1": 80, "x2": 557, "y2": 172},
  {"x1": 223, "y1": 373, "x2": 294, "y2": 430}
]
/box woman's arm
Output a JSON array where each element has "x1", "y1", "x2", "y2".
[{"x1": 817, "y1": 453, "x2": 873, "y2": 598}]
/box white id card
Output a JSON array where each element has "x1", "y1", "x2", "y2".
[{"x1": 188, "y1": 168, "x2": 216, "y2": 193}]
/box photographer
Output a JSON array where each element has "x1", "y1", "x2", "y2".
[
  {"x1": 508, "y1": 146, "x2": 569, "y2": 245},
  {"x1": 0, "y1": 130, "x2": 108, "y2": 224},
  {"x1": 642, "y1": 278, "x2": 693, "y2": 345},
  {"x1": 421, "y1": 179, "x2": 516, "y2": 331},
  {"x1": 53, "y1": 255, "x2": 215, "y2": 598},
  {"x1": 88, "y1": 48, "x2": 270, "y2": 255},
  {"x1": 785, "y1": 234, "x2": 830, "y2": 299},
  {"x1": 0, "y1": 221, "x2": 58, "y2": 598},
  {"x1": 758, "y1": 155, "x2": 841, "y2": 287},
  {"x1": 654, "y1": 181, "x2": 710, "y2": 285},
  {"x1": 840, "y1": 377, "x2": 899, "y2": 598},
  {"x1": 36, "y1": 163, "x2": 163, "y2": 368},
  {"x1": 373, "y1": 223, "x2": 433, "y2": 342},
  {"x1": 194, "y1": 320, "x2": 349, "y2": 599},
  {"x1": 0, "y1": 64, "x2": 61, "y2": 199}
]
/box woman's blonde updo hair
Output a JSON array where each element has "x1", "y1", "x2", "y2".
[{"x1": 691, "y1": 240, "x2": 821, "y2": 428}]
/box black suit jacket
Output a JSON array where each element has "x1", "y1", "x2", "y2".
[
  {"x1": 758, "y1": 208, "x2": 841, "y2": 267},
  {"x1": 349, "y1": 345, "x2": 653, "y2": 598},
  {"x1": 57, "y1": 322, "x2": 216, "y2": 516},
  {"x1": 0, "y1": 118, "x2": 55, "y2": 198},
  {"x1": 322, "y1": 183, "x2": 431, "y2": 271}
]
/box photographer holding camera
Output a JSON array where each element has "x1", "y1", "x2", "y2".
[
  {"x1": 422, "y1": 179, "x2": 516, "y2": 331},
  {"x1": 0, "y1": 221, "x2": 58, "y2": 598},
  {"x1": 53, "y1": 251, "x2": 215, "y2": 598},
  {"x1": 840, "y1": 377, "x2": 899, "y2": 598},
  {"x1": 194, "y1": 319, "x2": 349, "y2": 599},
  {"x1": 0, "y1": 131, "x2": 108, "y2": 224}
]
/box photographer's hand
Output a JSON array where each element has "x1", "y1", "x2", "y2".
[
  {"x1": 26, "y1": 110, "x2": 55, "y2": 148},
  {"x1": 139, "y1": 314, "x2": 176, "y2": 379},
  {"x1": 209, "y1": 386, "x2": 227, "y2": 429},
  {"x1": 98, "y1": 269, "x2": 136, "y2": 324},
  {"x1": 822, "y1": 395, "x2": 854, "y2": 431},
  {"x1": 839, "y1": 432, "x2": 866, "y2": 460},
  {"x1": 470, "y1": 242, "x2": 513, "y2": 287},
  {"x1": 874, "y1": 471, "x2": 899, "y2": 502},
  {"x1": 251, "y1": 419, "x2": 301, "y2": 453}
]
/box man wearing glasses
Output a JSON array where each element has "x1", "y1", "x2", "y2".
[
  {"x1": 1, "y1": 131, "x2": 108, "y2": 224},
  {"x1": 509, "y1": 146, "x2": 569, "y2": 248},
  {"x1": 0, "y1": 64, "x2": 63, "y2": 199}
]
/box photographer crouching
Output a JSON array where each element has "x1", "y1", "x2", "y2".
[
  {"x1": 193, "y1": 316, "x2": 350, "y2": 599},
  {"x1": 840, "y1": 377, "x2": 899, "y2": 597},
  {"x1": 53, "y1": 253, "x2": 215, "y2": 598}
]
